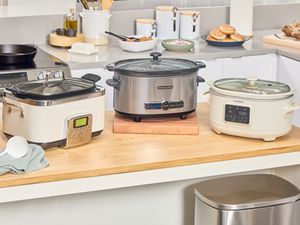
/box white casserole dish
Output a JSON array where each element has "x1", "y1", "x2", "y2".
[{"x1": 118, "y1": 36, "x2": 157, "y2": 52}]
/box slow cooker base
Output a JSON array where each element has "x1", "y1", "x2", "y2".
[
  {"x1": 115, "y1": 110, "x2": 195, "y2": 122},
  {"x1": 4, "y1": 130, "x2": 103, "y2": 149},
  {"x1": 210, "y1": 121, "x2": 292, "y2": 142}
]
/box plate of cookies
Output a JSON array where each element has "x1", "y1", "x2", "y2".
[{"x1": 202, "y1": 24, "x2": 250, "y2": 47}]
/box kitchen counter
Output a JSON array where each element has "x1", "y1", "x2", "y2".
[
  {"x1": 39, "y1": 30, "x2": 300, "y2": 70},
  {"x1": 1, "y1": 104, "x2": 300, "y2": 192}
]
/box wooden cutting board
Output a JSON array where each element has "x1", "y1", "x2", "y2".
[
  {"x1": 49, "y1": 32, "x2": 85, "y2": 48},
  {"x1": 113, "y1": 112, "x2": 199, "y2": 135},
  {"x1": 263, "y1": 34, "x2": 300, "y2": 49}
]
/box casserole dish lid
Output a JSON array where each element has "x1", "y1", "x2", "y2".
[
  {"x1": 211, "y1": 77, "x2": 293, "y2": 100},
  {"x1": 106, "y1": 52, "x2": 206, "y2": 76},
  {"x1": 194, "y1": 174, "x2": 300, "y2": 211},
  {"x1": 6, "y1": 74, "x2": 101, "y2": 100}
]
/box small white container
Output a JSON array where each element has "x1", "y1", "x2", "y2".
[
  {"x1": 156, "y1": 6, "x2": 179, "y2": 40},
  {"x1": 136, "y1": 18, "x2": 157, "y2": 37},
  {"x1": 180, "y1": 10, "x2": 200, "y2": 40},
  {"x1": 80, "y1": 10, "x2": 111, "y2": 46}
]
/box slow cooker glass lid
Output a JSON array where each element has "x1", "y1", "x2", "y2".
[
  {"x1": 116, "y1": 59, "x2": 195, "y2": 72},
  {"x1": 111, "y1": 52, "x2": 201, "y2": 76},
  {"x1": 214, "y1": 78, "x2": 291, "y2": 95},
  {"x1": 7, "y1": 77, "x2": 95, "y2": 99}
]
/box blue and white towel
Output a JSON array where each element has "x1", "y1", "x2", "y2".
[{"x1": 0, "y1": 144, "x2": 49, "y2": 175}]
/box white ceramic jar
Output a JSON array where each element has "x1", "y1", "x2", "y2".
[
  {"x1": 136, "y1": 18, "x2": 157, "y2": 37},
  {"x1": 156, "y1": 6, "x2": 179, "y2": 39},
  {"x1": 180, "y1": 10, "x2": 200, "y2": 40},
  {"x1": 80, "y1": 10, "x2": 111, "y2": 45},
  {"x1": 230, "y1": 0, "x2": 253, "y2": 35}
]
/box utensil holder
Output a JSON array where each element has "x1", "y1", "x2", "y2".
[{"x1": 80, "y1": 10, "x2": 111, "y2": 46}]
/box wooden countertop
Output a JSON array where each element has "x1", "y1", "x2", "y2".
[{"x1": 1, "y1": 103, "x2": 300, "y2": 188}]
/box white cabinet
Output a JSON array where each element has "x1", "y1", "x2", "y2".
[
  {"x1": 71, "y1": 68, "x2": 114, "y2": 111},
  {"x1": 223, "y1": 54, "x2": 277, "y2": 81},
  {"x1": 197, "y1": 59, "x2": 223, "y2": 103},
  {"x1": 277, "y1": 56, "x2": 300, "y2": 128}
]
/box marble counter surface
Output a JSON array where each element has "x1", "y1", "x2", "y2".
[{"x1": 39, "y1": 29, "x2": 300, "y2": 70}]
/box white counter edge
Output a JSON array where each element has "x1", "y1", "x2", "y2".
[{"x1": 0, "y1": 151, "x2": 300, "y2": 203}]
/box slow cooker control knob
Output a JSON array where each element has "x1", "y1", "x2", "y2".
[{"x1": 161, "y1": 101, "x2": 169, "y2": 110}]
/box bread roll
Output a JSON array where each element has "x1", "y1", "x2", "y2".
[
  {"x1": 207, "y1": 35, "x2": 218, "y2": 41},
  {"x1": 230, "y1": 33, "x2": 244, "y2": 41},
  {"x1": 219, "y1": 24, "x2": 236, "y2": 35},
  {"x1": 282, "y1": 25, "x2": 293, "y2": 37},
  {"x1": 292, "y1": 32, "x2": 300, "y2": 40},
  {"x1": 210, "y1": 28, "x2": 226, "y2": 40}
]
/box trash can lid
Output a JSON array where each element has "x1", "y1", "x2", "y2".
[{"x1": 194, "y1": 174, "x2": 300, "y2": 211}]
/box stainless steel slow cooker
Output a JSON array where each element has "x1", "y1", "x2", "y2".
[
  {"x1": 3, "y1": 74, "x2": 105, "y2": 148},
  {"x1": 208, "y1": 77, "x2": 300, "y2": 141},
  {"x1": 106, "y1": 52, "x2": 206, "y2": 122}
]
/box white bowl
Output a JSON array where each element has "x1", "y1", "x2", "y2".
[{"x1": 118, "y1": 36, "x2": 157, "y2": 52}]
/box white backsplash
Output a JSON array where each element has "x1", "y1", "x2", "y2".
[{"x1": 0, "y1": 0, "x2": 76, "y2": 18}]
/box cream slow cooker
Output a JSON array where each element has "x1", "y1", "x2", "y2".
[
  {"x1": 208, "y1": 77, "x2": 300, "y2": 141},
  {"x1": 2, "y1": 74, "x2": 105, "y2": 148}
]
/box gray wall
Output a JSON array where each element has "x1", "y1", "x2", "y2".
[{"x1": 0, "y1": 15, "x2": 64, "y2": 44}]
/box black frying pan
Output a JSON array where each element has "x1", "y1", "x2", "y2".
[{"x1": 0, "y1": 44, "x2": 37, "y2": 65}]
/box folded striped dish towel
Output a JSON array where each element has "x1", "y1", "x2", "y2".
[{"x1": 0, "y1": 144, "x2": 49, "y2": 175}]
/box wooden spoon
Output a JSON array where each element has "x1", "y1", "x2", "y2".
[
  {"x1": 102, "y1": 0, "x2": 113, "y2": 10},
  {"x1": 79, "y1": 0, "x2": 89, "y2": 10}
]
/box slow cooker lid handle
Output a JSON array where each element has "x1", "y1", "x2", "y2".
[{"x1": 150, "y1": 52, "x2": 162, "y2": 61}]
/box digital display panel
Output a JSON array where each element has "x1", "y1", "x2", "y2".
[
  {"x1": 74, "y1": 117, "x2": 88, "y2": 128},
  {"x1": 225, "y1": 104, "x2": 250, "y2": 124}
]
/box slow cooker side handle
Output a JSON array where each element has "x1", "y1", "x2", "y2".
[
  {"x1": 82, "y1": 74, "x2": 101, "y2": 83},
  {"x1": 106, "y1": 79, "x2": 120, "y2": 89},
  {"x1": 106, "y1": 63, "x2": 116, "y2": 71},
  {"x1": 284, "y1": 104, "x2": 300, "y2": 114},
  {"x1": 195, "y1": 61, "x2": 206, "y2": 69},
  {"x1": 3, "y1": 101, "x2": 24, "y2": 118},
  {"x1": 197, "y1": 76, "x2": 205, "y2": 85}
]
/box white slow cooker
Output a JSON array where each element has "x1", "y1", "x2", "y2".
[
  {"x1": 208, "y1": 77, "x2": 300, "y2": 141},
  {"x1": 2, "y1": 74, "x2": 105, "y2": 148}
]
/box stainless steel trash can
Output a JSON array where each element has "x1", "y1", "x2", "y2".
[{"x1": 194, "y1": 174, "x2": 300, "y2": 225}]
